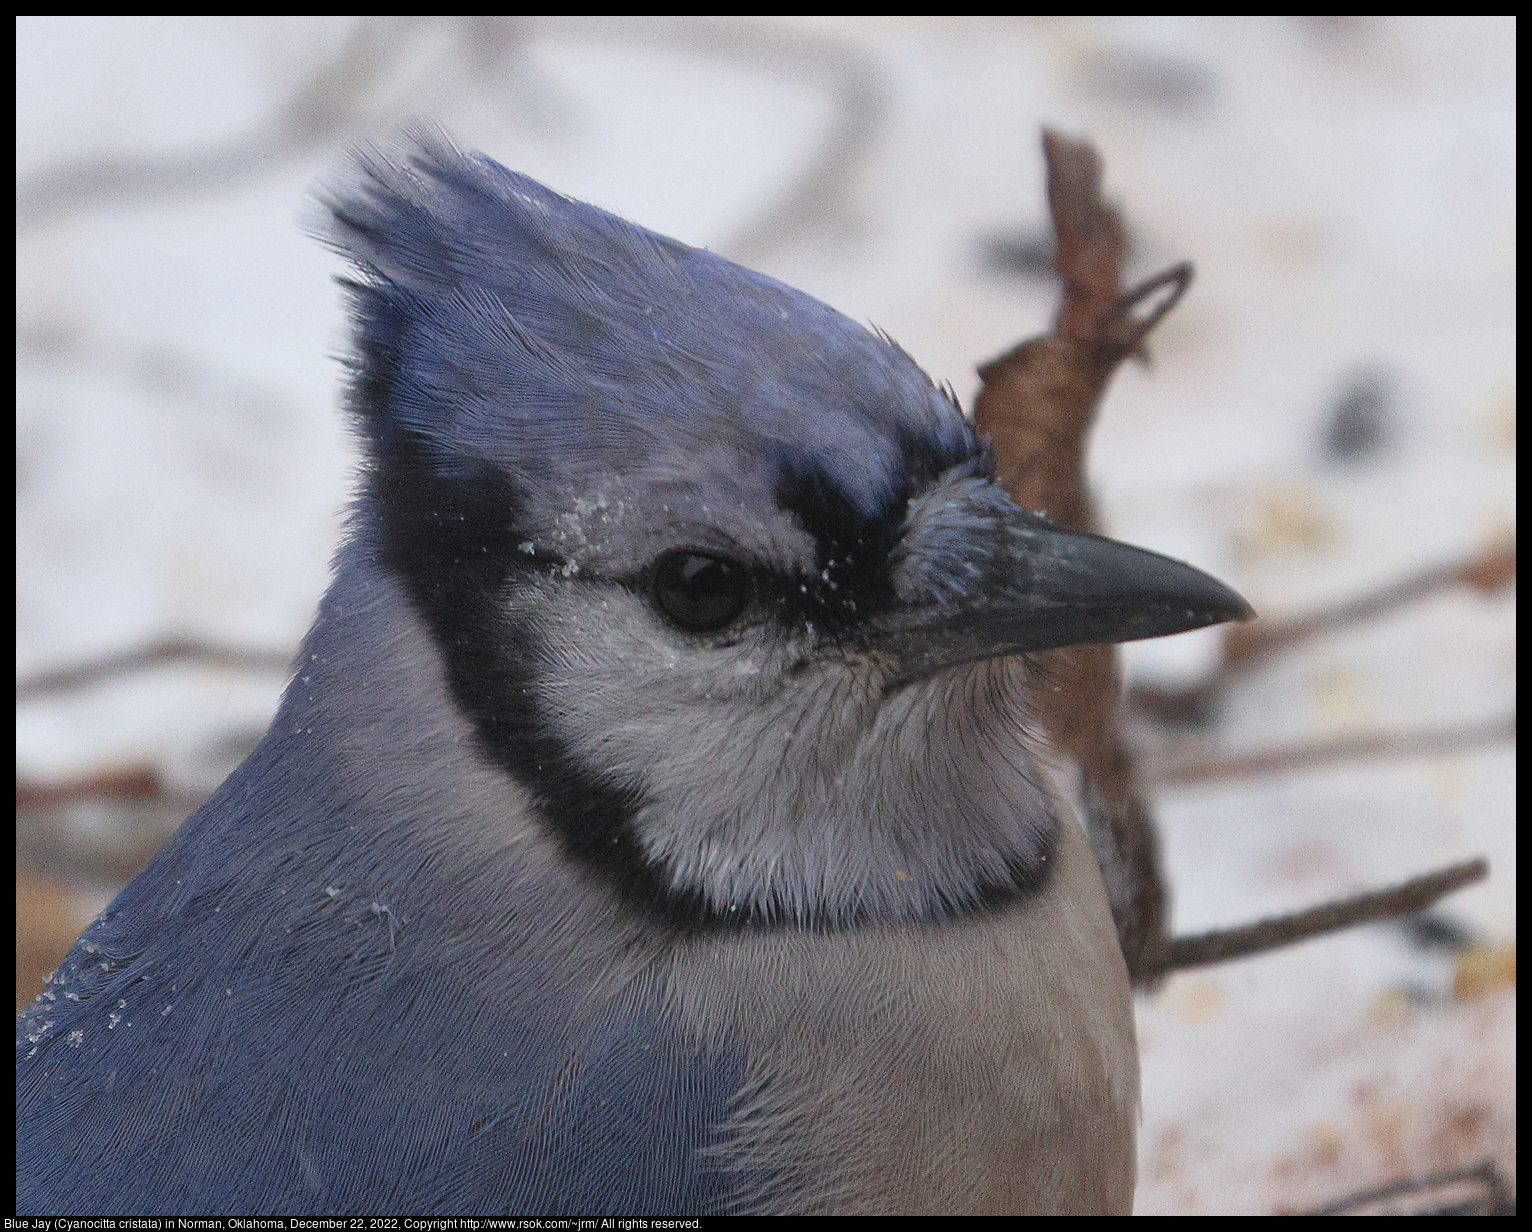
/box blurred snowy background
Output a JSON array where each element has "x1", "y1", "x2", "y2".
[{"x1": 16, "y1": 16, "x2": 1514, "y2": 1214}]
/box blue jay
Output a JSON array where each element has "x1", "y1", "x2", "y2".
[{"x1": 17, "y1": 136, "x2": 1248, "y2": 1215}]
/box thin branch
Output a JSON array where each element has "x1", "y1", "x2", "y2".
[
  {"x1": 1131, "y1": 537, "x2": 1515, "y2": 725},
  {"x1": 1044, "y1": 129, "x2": 1127, "y2": 341},
  {"x1": 1225, "y1": 537, "x2": 1515, "y2": 672},
  {"x1": 519, "y1": 17, "x2": 893, "y2": 264},
  {"x1": 975, "y1": 129, "x2": 1187, "y2": 983},
  {"x1": 16, "y1": 765, "x2": 163, "y2": 810},
  {"x1": 1144, "y1": 715, "x2": 1515, "y2": 785},
  {"x1": 978, "y1": 127, "x2": 1497, "y2": 986},
  {"x1": 1158, "y1": 858, "x2": 1489, "y2": 976},
  {"x1": 17, "y1": 19, "x2": 414, "y2": 229},
  {"x1": 1100, "y1": 262, "x2": 1193, "y2": 355},
  {"x1": 16, "y1": 637, "x2": 294, "y2": 702},
  {"x1": 1304, "y1": 1158, "x2": 1510, "y2": 1217}
]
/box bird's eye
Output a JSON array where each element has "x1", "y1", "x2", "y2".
[{"x1": 652, "y1": 551, "x2": 751, "y2": 633}]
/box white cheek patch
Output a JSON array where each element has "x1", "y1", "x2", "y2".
[{"x1": 518, "y1": 578, "x2": 1057, "y2": 925}]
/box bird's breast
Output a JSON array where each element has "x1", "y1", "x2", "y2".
[{"x1": 658, "y1": 819, "x2": 1138, "y2": 1215}]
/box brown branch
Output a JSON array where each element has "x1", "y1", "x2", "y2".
[
  {"x1": 16, "y1": 766, "x2": 163, "y2": 810},
  {"x1": 16, "y1": 636, "x2": 294, "y2": 702},
  {"x1": 1303, "y1": 1158, "x2": 1510, "y2": 1217},
  {"x1": 1144, "y1": 715, "x2": 1516, "y2": 785},
  {"x1": 978, "y1": 127, "x2": 1494, "y2": 987},
  {"x1": 1226, "y1": 536, "x2": 1515, "y2": 671},
  {"x1": 976, "y1": 129, "x2": 1190, "y2": 983},
  {"x1": 17, "y1": 767, "x2": 213, "y2": 887},
  {"x1": 1045, "y1": 129, "x2": 1127, "y2": 341},
  {"x1": 1130, "y1": 536, "x2": 1515, "y2": 725},
  {"x1": 1101, "y1": 262, "x2": 1193, "y2": 356},
  {"x1": 1157, "y1": 858, "x2": 1489, "y2": 976}
]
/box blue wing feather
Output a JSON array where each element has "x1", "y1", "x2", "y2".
[
  {"x1": 18, "y1": 635, "x2": 757, "y2": 1217},
  {"x1": 18, "y1": 823, "x2": 750, "y2": 1215}
]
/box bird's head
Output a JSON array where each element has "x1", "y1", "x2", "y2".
[{"x1": 319, "y1": 135, "x2": 1248, "y2": 930}]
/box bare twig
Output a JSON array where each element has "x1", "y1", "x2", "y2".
[
  {"x1": 976, "y1": 129, "x2": 1186, "y2": 983},
  {"x1": 16, "y1": 636, "x2": 294, "y2": 702},
  {"x1": 1131, "y1": 537, "x2": 1516, "y2": 725},
  {"x1": 1159, "y1": 859, "x2": 1489, "y2": 976},
  {"x1": 16, "y1": 766, "x2": 163, "y2": 810},
  {"x1": 978, "y1": 128, "x2": 1496, "y2": 990},
  {"x1": 1144, "y1": 714, "x2": 1516, "y2": 785},
  {"x1": 497, "y1": 17, "x2": 894, "y2": 264},
  {"x1": 1227, "y1": 538, "x2": 1516, "y2": 671},
  {"x1": 18, "y1": 19, "x2": 413, "y2": 228},
  {"x1": 1303, "y1": 1158, "x2": 1511, "y2": 1217},
  {"x1": 1045, "y1": 129, "x2": 1127, "y2": 341}
]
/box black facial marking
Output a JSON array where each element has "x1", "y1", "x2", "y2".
[
  {"x1": 769, "y1": 426, "x2": 988, "y2": 637},
  {"x1": 945, "y1": 841, "x2": 1057, "y2": 917},
  {"x1": 769, "y1": 459, "x2": 898, "y2": 635},
  {"x1": 348, "y1": 308, "x2": 728, "y2": 930}
]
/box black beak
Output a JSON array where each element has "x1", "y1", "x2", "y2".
[{"x1": 873, "y1": 505, "x2": 1252, "y2": 694}]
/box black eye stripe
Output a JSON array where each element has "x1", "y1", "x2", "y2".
[{"x1": 652, "y1": 551, "x2": 751, "y2": 633}]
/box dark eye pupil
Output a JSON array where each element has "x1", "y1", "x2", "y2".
[{"x1": 653, "y1": 552, "x2": 749, "y2": 632}]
